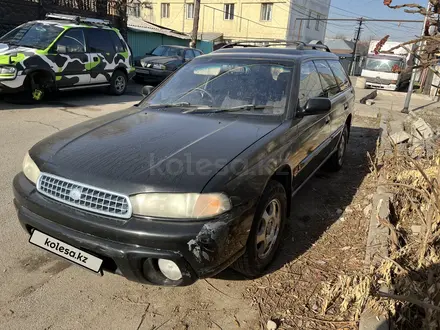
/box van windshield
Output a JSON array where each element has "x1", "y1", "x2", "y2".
[
  {"x1": 0, "y1": 23, "x2": 63, "y2": 50},
  {"x1": 141, "y1": 59, "x2": 293, "y2": 115},
  {"x1": 365, "y1": 57, "x2": 404, "y2": 73}
]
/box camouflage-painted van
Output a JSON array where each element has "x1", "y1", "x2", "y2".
[{"x1": 0, "y1": 14, "x2": 134, "y2": 101}]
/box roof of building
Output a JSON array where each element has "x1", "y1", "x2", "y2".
[
  {"x1": 325, "y1": 39, "x2": 356, "y2": 53},
  {"x1": 127, "y1": 16, "x2": 190, "y2": 40}
]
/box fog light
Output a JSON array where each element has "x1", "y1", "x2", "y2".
[{"x1": 158, "y1": 259, "x2": 182, "y2": 281}]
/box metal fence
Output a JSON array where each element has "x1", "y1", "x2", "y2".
[{"x1": 0, "y1": 0, "x2": 126, "y2": 37}]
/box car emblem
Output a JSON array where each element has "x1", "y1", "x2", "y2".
[{"x1": 69, "y1": 188, "x2": 82, "y2": 201}]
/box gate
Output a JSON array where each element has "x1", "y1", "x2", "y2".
[{"x1": 0, "y1": 0, "x2": 127, "y2": 37}]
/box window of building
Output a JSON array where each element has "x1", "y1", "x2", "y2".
[
  {"x1": 315, "y1": 14, "x2": 321, "y2": 31},
  {"x1": 127, "y1": 3, "x2": 140, "y2": 17},
  {"x1": 307, "y1": 10, "x2": 312, "y2": 29},
  {"x1": 261, "y1": 3, "x2": 272, "y2": 21},
  {"x1": 186, "y1": 3, "x2": 195, "y2": 19},
  {"x1": 224, "y1": 4, "x2": 235, "y2": 20},
  {"x1": 161, "y1": 3, "x2": 170, "y2": 18}
]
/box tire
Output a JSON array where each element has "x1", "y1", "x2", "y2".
[
  {"x1": 108, "y1": 70, "x2": 127, "y2": 95},
  {"x1": 232, "y1": 180, "x2": 287, "y2": 277},
  {"x1": 5, "y1": 75, "x2": 45, "y2": 104},
  {"x1": 325, "y1": 125, "x2": 349, "y2": 172}
]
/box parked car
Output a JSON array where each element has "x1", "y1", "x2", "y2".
[
  {"x1": 0, "y1": 13, "x2": 134, "y2": 101},
  {"x1": 13, "y1": 43, "x2": 354, "y2": 286},
  {"x1": 134, "y1": 45, "x2": 203, "y2": 84}
]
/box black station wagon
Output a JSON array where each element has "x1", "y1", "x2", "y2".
[{"x1": 13, "y1": 42, "x2": 354, "y2": 286}]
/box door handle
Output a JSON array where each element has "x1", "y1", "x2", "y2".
[
  {"x1": 93, "y1": 56, "x2": 99, "y2": 62},
  {"x1": 325, "y1": 116, "x2": 331, "y2": 124},
  {"x1": 344, "y1": 103, "x2": 349, "y2": 110}
]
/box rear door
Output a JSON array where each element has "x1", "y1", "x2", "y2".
[
  {"x1": 85, "y1": 29, "x2": 116, "y2": 84},
  {"x1": 52, "y1": 28, "x2": 90, "y2": 87},
  {"x1": 313, "y1": 60, "x2": 344, "y2": 153},
  {"x1": 327, "y1": 60, "x2": 353, "y2": 135},
  {"x1": 290, "y1": 61, "x2": 330, "y2": 189}
]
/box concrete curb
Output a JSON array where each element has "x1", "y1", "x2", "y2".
[{"x1": 359, "y1": 117, "x2": 393, "y2": 330}]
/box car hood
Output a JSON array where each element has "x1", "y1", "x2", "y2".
[
  {"x1": 31, "y1": 107, "x2": 280, "y2": 195},
  {"x1": 141, "y1": 55, "x2": 179, "y2": 64},
  {"x1": 0, "y1": 44, "x2": 37, "y2": 65}
]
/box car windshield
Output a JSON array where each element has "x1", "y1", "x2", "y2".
[
  {"x1": 151, "y1": 46, "x2": 183, "y2": 57},
  {"x1": 0, "y1": 22, "x2": 63, "y2": 50},
  {"x1": 365, "y1": 57, "x2": 404, "y2": 73},
  {"x1": 142, "y1": 60, "x2": 293, "y2": 115}
]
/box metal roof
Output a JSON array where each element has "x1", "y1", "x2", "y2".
[{"x1": 127, "y1": 17, "x2": 190, "y2": 40}]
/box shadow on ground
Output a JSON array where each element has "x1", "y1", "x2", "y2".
[
  {"x1": 216, "y1": 124, "x2": 381, "y2": 280},
  {"x1": 0, "y1": 82, "x2": 144, "y2": 111}
]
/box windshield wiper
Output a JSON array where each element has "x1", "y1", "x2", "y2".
[
  {"x1": 147, "y1": 102, "x2": 195, "y2": 109},
  {"x1": 184, "y1": 104, "x2": 274, "y2": 114}
]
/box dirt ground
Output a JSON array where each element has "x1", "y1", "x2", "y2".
[{"x1": 0, "y1": 86, "x2": 381, "y2": 329}]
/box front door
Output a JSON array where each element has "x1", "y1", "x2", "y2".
[
  {"x1": 52, "y1": 28, "x2": 90, "y2": 87},
  {"x1": 85, "y1": 29, "x2": 117, "y2": 84}
]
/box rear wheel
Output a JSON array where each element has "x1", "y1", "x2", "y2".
[
  {"x1": 232, "y1": 180, "x2": 287, "y2": 277},
  {"x1": 325, "y1": 125, "x2": 348, "y2": 172},
  {"x1": 109, "y1": 70, "x2": 127, "y2": 95}
]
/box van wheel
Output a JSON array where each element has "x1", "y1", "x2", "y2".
[
  {"x1": 232, "y1": 180, "x2": 287, "y2": 277},
  {"x1": 325, "y1": 125, "x2": 348, "y2": 172},
  {"x1": 109, "y1": 71, "x2": 127, "y2": 95}
]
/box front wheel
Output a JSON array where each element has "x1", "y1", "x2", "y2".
[
  {"x1": 108, "y1": 71, "x2": 127, "y2": 95},
  {"x1": 232, "y1": 180, "x2": 287, "y2": 277}
]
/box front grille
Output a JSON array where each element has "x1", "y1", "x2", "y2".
[{"x1": 37, "y1": 173, "x2": 132, "y2": 219}]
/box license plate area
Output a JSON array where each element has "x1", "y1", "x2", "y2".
[{"x1": 29, "y1": 230, "x2": 103, "y2": 273}]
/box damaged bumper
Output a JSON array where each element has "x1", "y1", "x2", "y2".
[{"x1": 13, "y1": 173, "x2": 254, "y2": 286}]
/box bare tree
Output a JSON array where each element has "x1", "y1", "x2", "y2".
[{"x1": 379, "y1": 0, "x2": 440, "y2": 76}]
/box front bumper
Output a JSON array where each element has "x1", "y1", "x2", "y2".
[
  {"x1": 134, "y1": 67, "x2": 172, "y2": 82},
  {"x1": 13, "y1": 173, "x2": 254, "y2": 286},
  {"x1": 0, "y1": 76, "x2": 26, "y2": 94}
]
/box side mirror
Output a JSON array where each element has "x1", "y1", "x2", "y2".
[
  {"x1": 302, "y1": 98, "x2": 332, "y2": 116},
  {"x1": 56, "y1": 44, "x2": 67, "y2": 54},
  {"x1": 142, "y1": 85, "x2": 155, "y2": 97}
]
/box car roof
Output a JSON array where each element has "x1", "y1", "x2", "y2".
[
  {"x1": 211, "y1": 47, "x2": 339, "y2": 61},
  {"x1": 30, "y1": 20, "x2": 114, "y2": 30}
]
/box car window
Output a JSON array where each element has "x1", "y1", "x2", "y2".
[
  {"x1": 86, "y1": 29, "x2": 115, "y2": 53},
  {"x1": 299, "y1": 61, "x2": 325, "y2": 108},
  {"x1": 56, "y1": 29, "x2": 86, "y2": 53},
  {"x1": 0, "y1": 23, "x2": 63, "y2": 50},
  {"x1": 327, "y1": 60, "x2": 350, "y2": 92},
  {"x1": 108, "y1": 31, "x2": 126, "y2": 53},
  {"x1": 152, "y1": 46, "x2": 182, "y2": 57},
  {"x1": 193, "y1": 50, "x2": 202, "y2": 57},
  {"x1": 314, "y1": 60, "x2": 340, "y2": 98},
  {"x1": 185, "y1": 50, "x2": 195, "y2": 61}
]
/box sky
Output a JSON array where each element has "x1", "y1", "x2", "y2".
[{"x1": 327, "y1": 0, "x2": 427, "y2": 42}]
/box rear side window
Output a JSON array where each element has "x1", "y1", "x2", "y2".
[
  {"x1": 327, "y1": 60, "x2": 350, "y2": 92},
  {"x1": 314, "y1": 60, "x2": 340, "y2": 98},
  {"x1": 193, "y1": 50, "x2": 203, "y2": 57},
  {"x1": 86, "y1": 29, "x2": 115, "y2": 53},
  {"x1": 298, "y1": 61, "x2": 325, "y2": 108},
  {"x1": 184, "y1": 50, "x2": 195, "y2": 61},
  {"x1": 109, "y1": 31, "x2": 126, "y2": 53}
]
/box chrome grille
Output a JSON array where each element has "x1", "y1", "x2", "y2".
[{"x1": 37, "y1": 173, "x2": 132, "y2": 219}]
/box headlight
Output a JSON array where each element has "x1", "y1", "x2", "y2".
[
  {"x1": 22, "y1": 152, "x2": 41, "y2": 184},
  {"x1": 152, "y1": 63, "x2": 166, "y2": 70},
  {"x1": 130, "y1": 193, "x2": 231, "y2": 219},
  {"x1": 0, "y1": 66, "x2": 17, "y2": 78},
  {"x1": 140, "y1": 59, "x2": 147, "y2": 68}
]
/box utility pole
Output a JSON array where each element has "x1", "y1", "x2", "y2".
[
  {"x1": 402, "y1": 0, "x2": 431, "y2": 114},
  {"x1": 349, "y1": 18, "x2": 363, "y2": 76},
  {"x1": 190, "y1": 0, "x2": 201, "y2": 48}
]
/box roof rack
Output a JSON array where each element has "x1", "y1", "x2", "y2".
[
  {"x1": 45, "y1": 13, "x2": 111, "y2": 26},
  {"x1": 220, "y1": 40, "x2": 331, "y2": 52}
]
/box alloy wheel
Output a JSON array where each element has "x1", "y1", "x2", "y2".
[{"x1": 256, "y1": 199, "x2": 281, "y2": 259}]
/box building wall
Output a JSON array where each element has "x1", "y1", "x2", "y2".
[{"x1": 142, "y1": 0, "x2": 330, "y2": 42}]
